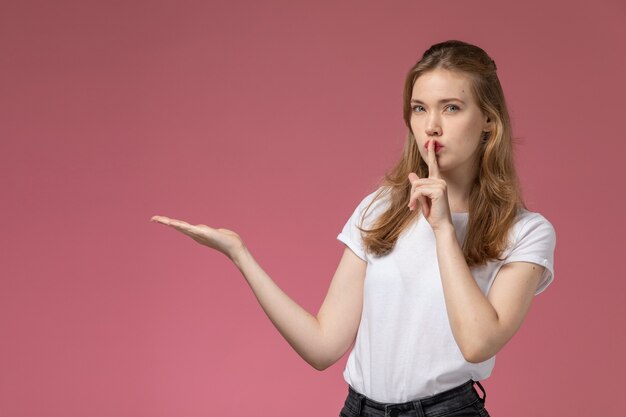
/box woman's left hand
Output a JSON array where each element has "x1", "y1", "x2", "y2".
[{"x1": 407, "y1": 140, "x2": 453, "y2": 232}]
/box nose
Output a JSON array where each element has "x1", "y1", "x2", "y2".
[{"x1": 425, "y1": 114, "x2": 442, "y2": 137}]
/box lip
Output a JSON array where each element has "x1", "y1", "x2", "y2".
[{"x1": 424, "y1": 140, "x2": 443, "y2": 153}]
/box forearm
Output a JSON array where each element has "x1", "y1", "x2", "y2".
[
  {"x1": 434, "y1": 225, "x2": 500, "y2": 363},
  {"x1": 230, "y1": 246, "x2": 326, "y2": 370}
]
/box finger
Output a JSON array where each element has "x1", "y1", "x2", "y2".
[
  {"x1": 169, "y1": 219, "x2": 194, "y2": 231},
  {"x1": 412, "y1": 185, "x2": 438, "y2": 201},
  {"x1": 408, "y1": 172, "x2": 432, "y2": 199},
  {"x1": 151, "y1": 215, "x2": 173, "y2": 225},
  {"x1": 413, "y1": 182, "x2": 448, "y2": 217},
  {"x1": 421, "y1": 198, "x2": 430, "y2": 218},
  {"x1": 407, "y1": 173, "x2": 434, "y2": 209},
  {"x1": 152, "y1": 216, "x2": 195, "y2": 233},
  {"x1": 151, "y1": 215, "x2": 181, "y2": 226},
  {"x1": 427, "y1": 140, "x2": 440, "y2": 179},
  {"x1": 412, "y1": 189, "x2": 430, "y2": 216},
  {"x1": 407, "y1": 173, "x2": 435, "y2": 211},
  {"x1": 407, "y1": 173, "x2": 415, "y2": 209},
  {"x1": 407, "y1": 172, "x2": 421, "y2": 210}
]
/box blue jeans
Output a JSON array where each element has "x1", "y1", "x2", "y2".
[{"x1": 339, "y1": 379, "x2": 490, "y2": 417}]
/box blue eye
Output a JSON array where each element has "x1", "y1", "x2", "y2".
[
  {"x1": 411, "y1": 105, "x2": 425, "y2": 113},
  {"x1": 446, "y1": 105, "x2": 460, "y2": 112}
]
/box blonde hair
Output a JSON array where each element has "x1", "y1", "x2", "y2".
[{"x1": 360, "y1": 40, "x2": 525, "y2": 266}]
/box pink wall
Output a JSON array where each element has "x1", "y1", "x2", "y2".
[{"x1": 2, "y1": 1, "x2": 624, "y2": 416}]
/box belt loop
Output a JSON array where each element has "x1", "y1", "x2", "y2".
[
  {"x1": 473, "y1": 380, "x2": 487, "y2": 403},
  {"x1": 411, "y1": 399, "x2": 426, "y2": 417},
  {"x1": 354, "y1": 390, "x2": 366, "y2": 416}
]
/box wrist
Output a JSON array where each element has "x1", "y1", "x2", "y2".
[
  {"x1": 433, "y1": 222, "x2": 456, "y2": 239},
  {"x1": 229, "y1": 244, "x2": 250, "y2": 268}
]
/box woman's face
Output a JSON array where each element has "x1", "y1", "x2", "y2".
[{"x1": 409, "y1": 68, "x2": 493, "y2": 179}]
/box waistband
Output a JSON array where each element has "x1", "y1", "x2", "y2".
[{"x1": 344, "y1": 379, "x2": 486, "y2": 416}]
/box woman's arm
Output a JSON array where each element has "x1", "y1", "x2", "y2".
[
  {"x1": 151, "y1": 215, "x2": 366, "y2": 371},
  {"x1": 433, "y1": 226, "x2": 543, "y2": 363},
  {"x1": 407, "y1": 142, "x2": 546, "y2": 364},
  {"x1": 231, "y1": 245, "x2": 366, "y2": 371}
]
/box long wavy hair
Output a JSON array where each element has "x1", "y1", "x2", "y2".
[{"x1": 360, "y1": 40, "x2": 525, "y2": 266}]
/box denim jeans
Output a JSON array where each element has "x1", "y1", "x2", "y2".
[{"x1": 339, "y1": 380, "x2": 490, "y2": 417}]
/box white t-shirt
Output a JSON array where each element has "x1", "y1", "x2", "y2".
[{"x1": 336, "y1": 186, "x2": 556, "y2": 403}]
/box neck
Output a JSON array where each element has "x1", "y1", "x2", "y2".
[{"x1": 441, "y1": 168, "x2": 477, "y2": 213}]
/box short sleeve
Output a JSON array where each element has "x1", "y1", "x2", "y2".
[
  {"x1": 336, "y1": 188, "x2": 386, "y2": 262},
  {"x1": 502, "y1": 213, "x2": 556, "y2": 295}
]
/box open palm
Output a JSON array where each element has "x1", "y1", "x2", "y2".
[{"x1": 150, "y1": 215, "x2": 244, "y2": 259}]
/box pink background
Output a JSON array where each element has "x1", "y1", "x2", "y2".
[{"x1": 2, "y1": 1, "x2": 624, "y2": 416}]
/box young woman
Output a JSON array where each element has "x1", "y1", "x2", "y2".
[{"x1": 151, "y1": 40, "x2": 556, "y2": 417}]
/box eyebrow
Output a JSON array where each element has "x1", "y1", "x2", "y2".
[{"x1": 410, "y1": 98, "x2": 466, "y2": 104}]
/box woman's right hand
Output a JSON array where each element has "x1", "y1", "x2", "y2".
[{"x1": 150, "y1": 215, "x2": 245, "y2": 260}]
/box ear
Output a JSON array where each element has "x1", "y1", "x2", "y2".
[{"x1": 483, "y1": 115, "x2": 495, "y2": 133}]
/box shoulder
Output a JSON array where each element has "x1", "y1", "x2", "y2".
[
  {"x1": 356, "y1": 185, "x2": 392, "y2": 221},
  {"x1": 510, "y1": 208, "x2": 556, "y2": 240},
  {"x1": 337, "y1": 185, "x2": 392, "y2": 262},
  {"x1": 499, "y1": 208, "x2": 557, "y2": 295},
  {"x1": 503, "y1": 208, "x2": 557, "y2": 258}
]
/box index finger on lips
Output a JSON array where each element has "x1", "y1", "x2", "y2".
[{"x1": 427, "y1": 140, "x2": 440, "y2": 179}]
